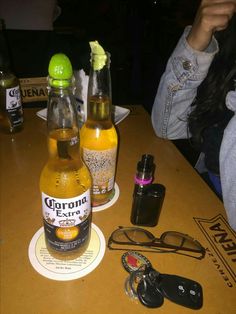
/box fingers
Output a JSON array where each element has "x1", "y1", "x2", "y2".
[
  {"x1": 200, "y1": 0, "x2": 236, "y2": 30},
  {"x1": 187, "y1": 0, "x2": 236, "y2": 51}
]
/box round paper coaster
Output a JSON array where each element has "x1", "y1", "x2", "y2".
[
  {"x1": 28, "y1": 223, "x2": 105, "y2": 281},
  {"x1": 92, "y1": 182, "x2": 119, "y2": 212}
]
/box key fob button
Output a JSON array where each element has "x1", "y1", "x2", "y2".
[
  {"x1": 189, "y1": 284, "x2": 202, "y2": 303},
  {"x1": 177, "y1": 282, "x2": 186, "y2": 296},
  {"x1": 158, "y1": 274, "x2": 203, "y2": 309}
]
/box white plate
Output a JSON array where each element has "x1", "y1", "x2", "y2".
[{"x1": 36, "y1": 105, "x2": 130, "y2": 125}]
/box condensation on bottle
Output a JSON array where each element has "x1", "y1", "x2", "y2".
[
  {"x1": 80, "y1": 43, "x2": 118, "y2": 207},
  {"x1": 39, "y1": 53, "x2": 92, "y2": 260}
]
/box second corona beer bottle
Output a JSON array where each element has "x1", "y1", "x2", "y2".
[
  {"x1": 80, "y1": 41, "x2": 118, "y2": 207},
  {"x1": 0, "y1": 19, "x2": 23, "y2": 134},
  {"x1": 40, "y1": 53, "x2": 92, "y2": 259}
]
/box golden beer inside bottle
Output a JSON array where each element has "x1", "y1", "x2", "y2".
[
  {"x1": 40, "y1": 128, "x2": 92, "y2": 259},
  {"x1": 80, "y1": 96, "x2": 118, "y2": 207}
]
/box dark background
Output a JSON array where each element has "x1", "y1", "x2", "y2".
[
  {"x1": 54, "y1": 0, "x2": 200, "y2": 113},
  {"x1": 4, "y1": 0, "x2": 201, "y2": 167},
  {"x1": 52, "y1": 0, "x2": 201, "y2": 166},
  {"x1": 4, "y1": 0, "x2": 200, "y2": 112}
]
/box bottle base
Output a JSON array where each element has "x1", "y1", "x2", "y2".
[
  {"x1": 91, "y1": 188, "x2": 115, "y2": 207},
  {"x1": 0, "y1": 124, "x2": 23, "y2": 134}
]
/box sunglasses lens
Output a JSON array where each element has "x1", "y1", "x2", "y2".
[
  {"x1": 113, "y1": 228, "x2": 155, "y2": 243},
  {"x1": 162, "y1": 232, "x2": 201, "y2": 251}
]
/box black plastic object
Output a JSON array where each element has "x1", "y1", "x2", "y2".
[
  {"x1": 135, "y1": 154, "x2": 155, "y2": 184},
  {"x1": 130, "y1": 154, "x2": 165, "y2": 226},
  {"x1": 131, "y1": 183, "x2": 165, "y2": 226},
  {"x1": 136, "y1": 266, "x2": 164, "y2": 308},
  {"x1": 128, "y1": 264, "x2": 203, "y2": 310},
  {"x1": 137, "y1": 279, "x2": 164, "y2": 308},
  {"x1": 158, "y1": 274, "x2": 203, "y2": 310}
]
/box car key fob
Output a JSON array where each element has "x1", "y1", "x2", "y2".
[{"x1": 158, "y1": 274, "x2": 203, "y2": 309}]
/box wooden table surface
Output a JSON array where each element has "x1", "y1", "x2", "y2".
[{"x1": 1, "y1": 106, "x2": 235, "y2": 314}]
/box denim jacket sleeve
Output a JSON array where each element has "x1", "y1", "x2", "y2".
[
  {"x1": 151, "y1": 26, "x2": 219, "y2": 140},
  {"x1": 220, "y1": 90, "x2": 236, "y2": 231}
]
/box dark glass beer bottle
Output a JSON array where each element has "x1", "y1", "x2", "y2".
[{"x1": 0, "y1": 20, "x2": 23, "y2": 134}]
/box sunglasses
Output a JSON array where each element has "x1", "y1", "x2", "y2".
[{"x1": 108, "y1": 226, "x2": 205, "y2": 259}]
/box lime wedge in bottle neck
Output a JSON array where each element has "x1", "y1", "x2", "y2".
[{"x1": 89, "y1": 41, "x2": 107, "y2": 71}]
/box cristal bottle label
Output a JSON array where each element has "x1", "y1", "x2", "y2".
[
  {"x1": 41, "y1": 189, "x2": 91, "y2": 251},
  {"x1": 5, "y1": 85, "x2": 23, "y2": 128},
  {"x1": 6, "y1": 85, "x2": 22, "y2": 110},
  {"x1": 83, "y1": 147, "x2": 117, "y2": 194}
]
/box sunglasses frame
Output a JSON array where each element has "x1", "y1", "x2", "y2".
[{"x1": 108, "y1": 226, "x2": 206, "y2": 259}]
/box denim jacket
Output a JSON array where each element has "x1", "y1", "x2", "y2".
[{"x1": 151, "y1": 26, "x2": 236, "y2": 231}]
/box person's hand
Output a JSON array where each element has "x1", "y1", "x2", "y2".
[{"x1": 187, "y1": 0, "x2": 236, "y2": 51}]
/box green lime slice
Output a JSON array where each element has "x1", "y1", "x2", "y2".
[
  {"x1": 89, "y1": 41, "x2": 107, "y2": 71},
  {"x1": 89, "y1": 41, "x2": 105, "y2": 55},
  {"x1": 48, "y1": 53, "x2": 72, "y2": 87}
]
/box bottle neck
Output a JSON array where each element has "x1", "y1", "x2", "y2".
[
  {"x1": 47, "y1": 81, "x2": 79, "y2": 135},
  {"x1": 87, "y1": 94, "x2": 111, "y2": 121},
  {"x1": 87, "y1": 52, "x2": 112, "y2": 122},
  {"x1": 0, "y1": 70, "x2": 18, "y2": 88},
  {"x1": 0, "y1": 20, "x2": 12, "y2": 72},
  {"x1": 48, "y1": 86, "x2": 72, "y2": 97},
  {"x1": 47, "y1": 85, "x2": 82, "y2": 161}
]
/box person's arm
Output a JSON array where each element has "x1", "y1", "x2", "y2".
[
  {"x1": 152, "y1": 0, "x2": 236, "y2": 140},
  {"x1": 151, "y1": 26, "x2": 218, "y2": 139},
  {"x1": 220, "y1": 90, "x2": 236, "y2": 231}
]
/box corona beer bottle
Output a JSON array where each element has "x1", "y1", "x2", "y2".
[
  {"x1": 0, "y1": 20, "x2": 23, "y2": 134},
  {"x1": 40, "y1": 53, "x2": 92, "y2": 259},
  {"x1": 80, "y1": 41, "x2": 118, "y2": 207}
]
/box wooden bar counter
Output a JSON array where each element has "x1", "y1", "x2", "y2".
[{"x1": 0, "y1": 106, "x2": 235, "y2": 314}]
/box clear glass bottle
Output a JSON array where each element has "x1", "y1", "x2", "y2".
[
  {"x1": 0, "y1": 20, "x2": 23, "y2": 134},
  {"x1": 40, "y1": 53, "x2": 92, "y2": 259},
  {"x1": 80, "y1": 50, "x2": 118, "y2": 207}
]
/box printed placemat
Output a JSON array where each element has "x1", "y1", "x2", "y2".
[{"x1": 28, "y1": 223, "x2": 105, "y2": 281}]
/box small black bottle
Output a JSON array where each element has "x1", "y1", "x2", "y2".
[{"x1": 130, "y1": 154, "x2": 165, "y2": 227}]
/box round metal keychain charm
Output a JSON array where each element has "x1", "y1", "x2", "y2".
[
  {"x1": 121, "y1": 251, "x2": 152, "y2": 273},
  {"x1": 122, "y1": 252, "x2": 152, "y2": 300}
]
